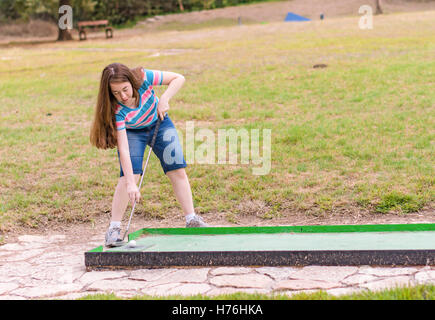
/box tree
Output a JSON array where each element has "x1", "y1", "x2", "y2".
[
  {"x1": 57, "y1": 0, "x2": 73, "y2": 41},
  {"x1": 177, "y1": 0, "x2": 184, "y2": 12},
  {"x1": 375, "y1": 0, "x2": 383, "y2": 15}
]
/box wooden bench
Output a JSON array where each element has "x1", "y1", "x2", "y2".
[{"x1": 77, "y1": 20, "x2": 113, "y2": 41}]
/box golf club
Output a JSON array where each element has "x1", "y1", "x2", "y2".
[{"x1": 119, "y1": 116, "x2": 162, "y2": 244}]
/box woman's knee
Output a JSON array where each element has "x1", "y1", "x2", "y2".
[{"x1": 167, "y1": 168, "x2": 187, "y2": 180}]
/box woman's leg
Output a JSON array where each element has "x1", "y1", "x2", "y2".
[
  {"x1": 151, "y1": 115, "x2": 206, "y2": 226},
  {"x1": 166, "y1": 168, "x2": 194, "y2": 216},
  {"x1": 111, "y1": 174, "x2": 141, "y2": 222}
]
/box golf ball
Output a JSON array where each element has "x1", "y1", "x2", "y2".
[{"x1": 128, "y1": 240, "x2": 136, "y2": 246}]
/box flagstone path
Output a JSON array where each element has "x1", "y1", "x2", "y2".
[{"x1": 1, "y1": 233, "x2": 434, "y2": 300}]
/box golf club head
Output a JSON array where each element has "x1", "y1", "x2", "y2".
[{"x1": 106, "y1": 239, "x2": 127, "y2": 248}]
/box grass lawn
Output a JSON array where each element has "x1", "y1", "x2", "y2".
[
  {"x1": 78, "y1": 284, "x2": 435, "y2": 300},
  {"x1": 0, "y1": 10, "x2": 434, "y2": 232}
]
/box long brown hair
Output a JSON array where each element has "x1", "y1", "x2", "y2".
[{"x1": 90, "y1": 63, "x2": 143, "y2": 149}]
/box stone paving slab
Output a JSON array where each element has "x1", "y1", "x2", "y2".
[
  {"x1": 0, "y1": 233, "x2": 434, "y2": 300},
  {"x1": 273, "y1": 279, "x2": 341, "y2": 291},
  {"x1": 210, "y1": 273, "x2": 273, "y2": 288}
]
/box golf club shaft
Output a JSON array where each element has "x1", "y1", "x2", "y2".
[{"x1": 122, "y1": 116, "x2": 162, "y2": 240}]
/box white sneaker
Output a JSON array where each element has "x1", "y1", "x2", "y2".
[
  {"x1": 186, "y1": 215, "x2": 209, "y2": 228},
  {"x1": 104, "y1": 227, "x2": 125, "y2": 247}
]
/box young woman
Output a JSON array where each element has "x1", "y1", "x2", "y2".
[{"x1": 90, "y1": 63, "x2": 208, "y2": 247}]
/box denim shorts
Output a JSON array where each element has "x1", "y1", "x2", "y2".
[{"x1": 117, "y1": 114, "x2": 187, "y2": 176}]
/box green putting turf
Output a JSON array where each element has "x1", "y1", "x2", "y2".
[
  {"x1": 85, "y1": 224, "x2": 435, "y2": 269},
  {"x1": 106, "y1": 231, "x2": 435, "y2": 252}
]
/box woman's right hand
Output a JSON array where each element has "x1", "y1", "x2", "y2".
[{"x1": 126, "y1": 182, "x2": 141, "y2": 204}]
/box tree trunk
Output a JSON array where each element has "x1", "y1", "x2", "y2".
[
  {"x1": 375, "y1": 0, "x2": 383, "y2": 15},
  {"x1": 57, "y1": 0, "x2": 73, "y2": 41},
  {"x1": 177, "y1": 0, "x2": 184, "y2": 11},
  {"x1": 57, "y1": 28, "x2": 73, "y2": 41}
]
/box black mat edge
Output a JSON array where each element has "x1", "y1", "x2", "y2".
[{"x1": 85, "y1": 249, "x2": 435, "y2": 270}]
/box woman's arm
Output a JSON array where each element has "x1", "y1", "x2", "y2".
[
  {"x1": 117, "y1": 129, "x2": 141, "y2": 203},
  {"x1": 157, "y1": 71, "x2": 185, "y2": 120},
  {"x1": 160, "y1": 71, "x2": 185, "y2": 98}
]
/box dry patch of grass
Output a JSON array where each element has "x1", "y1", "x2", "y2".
[{"x1": 0, "y1": 19, "x2": 57, "y2": 38}]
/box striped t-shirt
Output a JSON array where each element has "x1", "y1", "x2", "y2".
[{"x1": 115, "y1": 68, "x2": 163, "y2": 131}]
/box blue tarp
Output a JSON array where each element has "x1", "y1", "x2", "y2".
[{"x1": 285, "y1": 12, "x2": 311, "y2": 22}]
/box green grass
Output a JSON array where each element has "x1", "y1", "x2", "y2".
[
  {"x1": 77, "y1": 284, "x2": 435, "y2": 300},
  {"x1": 0, "y1": 10, "x2": 434, "y2": 231}
]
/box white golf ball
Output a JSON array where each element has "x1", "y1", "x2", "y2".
[{"x1": 128, "y1": 240, "x2": 136, "y2": 246}]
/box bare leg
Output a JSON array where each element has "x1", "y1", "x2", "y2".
[
  {"x1": 166, "y1": 168, "x2": 195, "y2": 216},
  {"x1": 111, "y1": 174, "x2": 141, "y2": 222}
]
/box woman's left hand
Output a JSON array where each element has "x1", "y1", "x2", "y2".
[{"x1": 157, "y1": 97, "x2": 169, "y2": 120}]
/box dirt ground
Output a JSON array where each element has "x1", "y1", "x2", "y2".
[
  {"x1": 3, "y1": 202, "x2": 434, "y2": 246},
  {"x1": 2, "y1": 0, "x2": 435, "y2": 43},
  {"x1": 137, "y1": 0, "x2": 435, "y2": 27}
]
